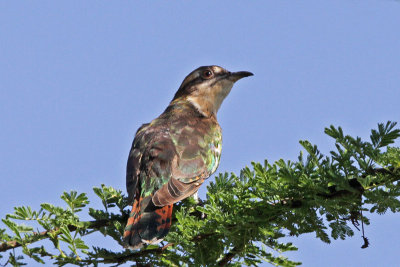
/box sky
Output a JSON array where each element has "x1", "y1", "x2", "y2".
[{"x1": 1, "y1": 1, "x2": 400, "y2": 266}]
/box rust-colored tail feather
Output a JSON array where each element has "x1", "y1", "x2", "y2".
[{"x1": 123, "y1": 195, "x2": 173, "y2": 250}]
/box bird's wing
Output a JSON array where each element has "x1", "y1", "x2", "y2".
[
  {"x1": 151, "y1": 123, "x2": 222, "y2": 206},
  {"x1": 126, "y1": 121, "x2": 221, "y2": 207},
  {"x1": 126, "y1": 123, "x2": 150, "y2": 204}
]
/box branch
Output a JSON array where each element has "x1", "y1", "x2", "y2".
[
  {"x1": 97, "y1": 243, "x2": 174, "y2": 265},
  {"x1": 0, "y1": 219, "x2": 111, "y2": 253},
  {"x1": 218, "y1": 246, "x2": 241, "y2": 266}
]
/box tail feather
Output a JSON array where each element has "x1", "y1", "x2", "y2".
[
  {"x1": 123, "y1": 195, "x2": 173, "y2": 250},
  {"x1": 154, "y1": 203, "x2": 173, "y2": 240},
  {"x1": 123, "y1": 196, "x2": 143, "y2": 249}
]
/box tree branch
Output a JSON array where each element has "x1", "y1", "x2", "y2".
[
  {"x1": 0, "y1": 219, "x2": 112, "y2": 252},
  {"x1": 98, "y1": 243, "x2": 174, "y2": 265},
  {"x1": 218, "y1": 246, "x2": 241, "y2": 266}
]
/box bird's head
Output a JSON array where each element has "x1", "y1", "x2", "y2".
[{"x1": 172, "y1": 65, "x2": 253, "y2": 117}]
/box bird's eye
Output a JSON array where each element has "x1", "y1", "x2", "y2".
[{"x1": 202, "y1": 70, "x2": 214, "y2": 79}]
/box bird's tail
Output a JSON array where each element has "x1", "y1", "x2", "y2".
[{"x1": 123, "y1": 195, "x2": 173, "y2": 250}]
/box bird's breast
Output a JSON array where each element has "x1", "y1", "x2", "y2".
[
  {"x1": 169, "y1": 116, "x2": 222, "y2": 178},
  {"x1": 208, "y1": 134, "x2": 222, "y2": 174}
]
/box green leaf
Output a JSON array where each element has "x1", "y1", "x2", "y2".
[
  {"x1": 370, "y1": 121, "x2": 400, "y2": 148},
  {"x1": 61, "y1": 191, "x2": 89, "y2": 213}
]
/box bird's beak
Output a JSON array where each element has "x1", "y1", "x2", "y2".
[{"x1": 228, "y1": 71, "x2": 254, "y2": 82}]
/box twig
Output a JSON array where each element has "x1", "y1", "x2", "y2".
[
  {"x1": 0, "y1": 219, "x2": 111, "y2": 252},
  {"x1": 99, "y1": 243, "x2": 174, "y2": 265},
  {"x1": 218, "y1": 246, "x2": 240, "y2": 266}
]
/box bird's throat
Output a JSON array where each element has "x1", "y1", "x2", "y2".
[
  {"x1": 186, "y1": 82, "x2": 233, "y2": 117},
  {"x1": 186, "y1": 95, "x2": 215, "y2": 117}
]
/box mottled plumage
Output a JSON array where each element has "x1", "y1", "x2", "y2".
[{"x1": 123, "y1": 66, "x2": 253, "y2": 249}]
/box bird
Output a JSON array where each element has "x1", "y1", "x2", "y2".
[{"x1": 123, "y1": 65, "x2": 253, "y2": 250}]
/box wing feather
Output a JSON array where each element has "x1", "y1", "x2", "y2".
[{"x1": 126, "y1": 117, "x2": 221, "y2": 207}]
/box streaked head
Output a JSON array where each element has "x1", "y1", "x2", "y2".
[{"x1": 172, "y1": 65, "x2": 253, "y2": 117}]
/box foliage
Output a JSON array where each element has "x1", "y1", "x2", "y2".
[{"x1": 1, "y1": 122, "x2": 400, "y2": 266}]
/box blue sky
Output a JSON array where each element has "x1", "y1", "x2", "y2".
[{"x1": 1, "y1": 1, "x2": 399, "y2": 266}]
